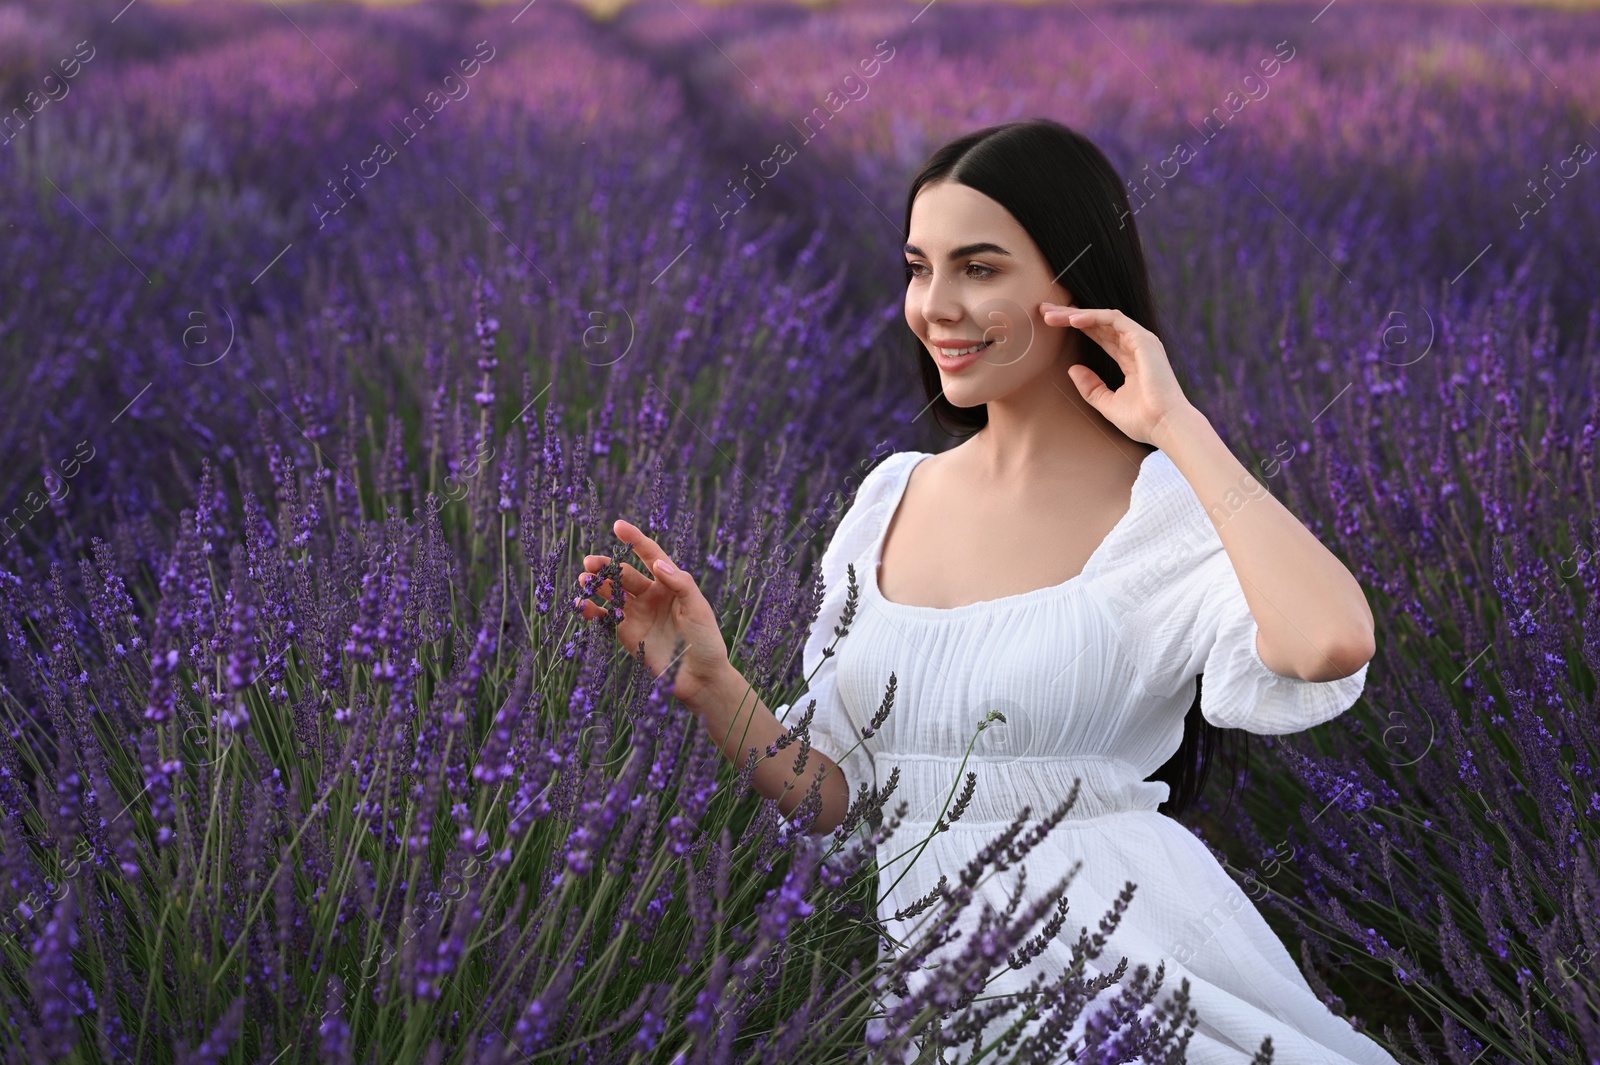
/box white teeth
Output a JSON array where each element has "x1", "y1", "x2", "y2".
[{"x1": 942, "y1": 341, "x2": 991, "y2": 357}]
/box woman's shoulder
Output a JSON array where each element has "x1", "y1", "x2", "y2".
[
  {"x1": 813, "y1": 450, "x2": 926, "y2": 581},
  {"x1": 1126, "y1": 448, "x2": 1219, "y2": 536},
  {"x1": 820, "y1": 449, "x2": 925, "y2": 535},
  {"x1": 854, "y1": 449, "x2": 929, "y2": 498},
  {"x1": 1095, "y1": 449, "x2": 1228, "y2": 607},
  {"x1": 874, "y1": 448, "x2": 931, "y2": 473}
]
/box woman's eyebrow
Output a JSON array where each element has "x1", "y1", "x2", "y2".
[{"x1": 902, "y1": 241, "x2": 1014, "y2": 259}]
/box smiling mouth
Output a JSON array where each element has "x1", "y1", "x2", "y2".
[{"x1": 938, "y1": 339, "x2": 995, "y2": 358}]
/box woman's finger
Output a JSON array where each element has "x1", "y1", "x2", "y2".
[
  {"x1": 579, "y1": 561, "x2": 652, "y2": 600},
  {"x1": 612, "y1": 518, "x2": 678, "y2": 574},
  {"x1": 644, "y1": 554, "x2": 698, "y2": 599},
  {"x1": 1059, "y1": 307, "x2": 1144, "y2": 375},
  {"x1": 1044, "y1": 303, "x2": 1117, "y2": 349},
  {"x1": 1068, "y1": 361, "x2": 1110, "y2": 401},
  {"x1": 1079, "y1": 308, "x2": 1142, "y2": 338},
  {"x1": 575, "y1": 567, "x2": 644, "y2": 617},
  {"x1": 606, "y1": 520, "x2": 701, "y2": 603}
]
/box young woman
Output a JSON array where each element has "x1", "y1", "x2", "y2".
[{"x1": 577, "y1": 119, "x2": 1401, "y2": 1063}]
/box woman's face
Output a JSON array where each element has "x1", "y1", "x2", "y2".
[{"x1": 903, "y1": 179, "x2": 1075, "y2": 408}]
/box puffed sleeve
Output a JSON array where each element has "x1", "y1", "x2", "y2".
[
  {"x1": 1104, "y1": 469, "x2": 1371, "y2": 735},
  {"x1": 772, "y1": 451, "x2": 914, "y2": 816}
]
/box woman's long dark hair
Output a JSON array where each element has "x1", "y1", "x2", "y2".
[{"x1": 901, "y1": 117, "x2": 1249, "y2": 820}]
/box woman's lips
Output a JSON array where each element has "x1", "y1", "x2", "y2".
[{"x1": 933, "y1": 338, "x2": 994, "y2": 371}]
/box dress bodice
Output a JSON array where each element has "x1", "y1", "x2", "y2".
[{"x1": 776, "y1": 448, "x2": 1370, "y2": 828}]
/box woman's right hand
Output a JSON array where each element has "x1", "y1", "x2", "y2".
[{"x1": 575, "y1": 518, "x2": 732, "y2": 707}]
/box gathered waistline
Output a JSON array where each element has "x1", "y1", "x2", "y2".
[{"x1": 872, "y1": 752, "x2": 1170, "y2": 825}]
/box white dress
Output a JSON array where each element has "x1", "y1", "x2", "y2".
[{"x1": 774, "y1": 449, "x2": 1400, "y2": 1065}]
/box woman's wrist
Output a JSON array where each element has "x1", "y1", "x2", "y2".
[
  {"x1": 680, "y1": 657, "x2": 748, "y2": 719},
  {"x1": 1148, "y1": 401, "x2": 1209, "y2": 452}
]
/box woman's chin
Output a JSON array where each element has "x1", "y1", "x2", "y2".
[{"x1": 938, "y1": 382, "x2": 991, "y2": 408}]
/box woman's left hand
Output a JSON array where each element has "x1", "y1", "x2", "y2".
[{"x1": 1041, "y1": 302, "x2": 1195, "y2": 447}]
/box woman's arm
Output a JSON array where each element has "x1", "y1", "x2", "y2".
[
  {"x1": 1150, "y1": 403, "x2": 1375, "y2": 682},
  {"x1": 680, "y1": 658, "x2": 853, "y2": 836},
  {"x1": 579, "y1": 519, "x2": 857, "y2": 837},
  {"x1": 1046, "y1": 302, "x2": 1374, "y2": 684}
]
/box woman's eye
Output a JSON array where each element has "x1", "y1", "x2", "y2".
[{"x1": 904, "y1": 262, "x2": 995, "y2": 280}]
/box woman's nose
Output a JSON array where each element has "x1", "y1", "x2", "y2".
[{"x1": 919, "y1": 272, "x2": 966, "y2": 324}]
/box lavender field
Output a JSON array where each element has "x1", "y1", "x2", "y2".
[{"x1": 1, "y1": 0, "x2": 1599, "y2": 1061}]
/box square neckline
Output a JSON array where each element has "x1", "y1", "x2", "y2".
[{"x1": 868, "y1": 448, "x2": 1164, "y2": 617}]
